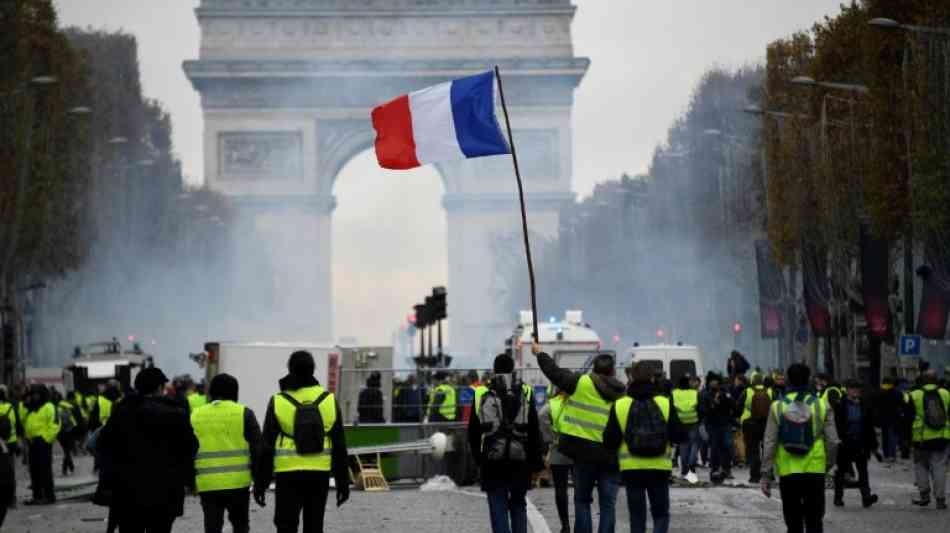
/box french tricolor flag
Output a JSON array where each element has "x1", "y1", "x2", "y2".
[{"x1": 371, "y1": 71, "x2": 511, "y2": 170}]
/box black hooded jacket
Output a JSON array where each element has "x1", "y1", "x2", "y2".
[
  {"x1": 256, "y1": 374, "x2": 350, "y2": 491},
  {"x1": 536, "y1": 351, "x2": 626, "y2": 465},
  {"x1": 97, "y1": 393, "x2": 198, "y2": 517}
]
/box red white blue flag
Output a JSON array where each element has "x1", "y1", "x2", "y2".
[{"x1": 371, "y1": 71, "x2": 511, "y2": 170}]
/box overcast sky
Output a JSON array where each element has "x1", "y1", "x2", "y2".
[{"x1": 53, "y1": 0, "x2": 842, "y2": 347}]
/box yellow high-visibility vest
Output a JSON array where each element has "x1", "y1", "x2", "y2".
[
  {"x1": 24, "y1": 402, "x2": 60, "y2": 444},
  {"x1": 559, "y1": 375, "x2": 612, "y2": 444},
  {"x1": 741, "y1": 386, "x2": 773, "y2": 423},
  {"x1": 428, "y1": 384, "x2": 457, "y2": 421},
  {"x1": 671, "y1": 388, "x2": 699, "y2": 425},
  {"x1": 0, "y1": 403, "x2": 16, "y2": 444},
  {"x1": 188, "y1": 392, "x2": 209, "y2": 412},
  {"x1": 614, "y1": 395, "x2": 672, "y2": 471},
  {"x1": 273, "y1": 385, "x2": 336, "y2": 473},
  {"x1": 98, "y1": 396, "x2": 114, "y2": 425},
  {"x1": 192, "y1": 400, "x2": 252, "y2": 493},
  {"x1": 773, "y1": 392, "x2": 827, "y2": 477},
  {"x1": 473, "y1": 385, "x2": 489, "y2": 417},
  {"x1": 910, "y1": 385, "x2": 950, "y2": 443}
]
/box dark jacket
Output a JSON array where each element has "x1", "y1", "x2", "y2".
[
  {"x1": 466, "y1": 377, "x2": 543, "y2": 491},
  {"x1": 603, "y1": 382, "x2": 686, "y2": 456},
  {"x1": 255, "y1": 374, "x2": 350, "y2": 491},
  {"x1": 357, "y1": 386, "x2": 385, "y2": 423},
  {"x1": 699, "y1": 386, "x2": 737, "y2": 429},
  {"x1": 536, "y1": 351, "x2": 626, "y2": 465},
  {"x1": 97, "y1": 393, "x2": 198, "y2": 517},
  {"x1": 834, "y1": 395, "x2": 878, "y2": 455},
  {"x1": 872, "y1": 387, "x2": 903, "y2": 427}
]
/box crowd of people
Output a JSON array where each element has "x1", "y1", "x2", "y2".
[
  {"x1": 0, "y1": 347, "x2": 947, "y2": 533},
  {"x1": 0, "y1": 350, "x2": 350, "y2": 533},
  {"x1": 466, "y1": 346, "x2": 950, "y2": 533}
]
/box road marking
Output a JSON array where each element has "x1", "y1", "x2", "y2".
[{"x1": 451, "y1": 488, "x2": 552, "y2": 533}]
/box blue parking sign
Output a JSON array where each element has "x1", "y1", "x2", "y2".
[{"x1": 899, "y1": 335, "x2": 922, "y2": 357}]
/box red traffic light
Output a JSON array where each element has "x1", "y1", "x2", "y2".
[
  {"x1": 733, "y1": 322, "x2": 742, "y2": 334},
  {"x1": 656, "y1": 329, "x2": 665, "y2": 339}
]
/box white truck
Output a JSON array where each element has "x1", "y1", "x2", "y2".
[
  {"x1": 197, "y1": 342, "x2": 340, "y2": 422},
  {"x1": 510, "y1": 310, "x2": 613, "y2": 393},
  {"x1": 628, "y1": 343, "x2": 704, "y2": 384}
]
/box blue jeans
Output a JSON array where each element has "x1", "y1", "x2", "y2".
[
  {"x1": 678, "y1": 425, "x2": 700, "y2": 475},
  {"x1": 880, "y1": 424, "x2": 897, "y2": 459},
  {"x1": 486, "y1": 486, "x2": 528, "y2": 533},
  {"x1": 573, "y1": 462, "x2": 619, "y2": 533},
  {"x1": 622, "y1": 471, "x2": 670, "y2": 533}
]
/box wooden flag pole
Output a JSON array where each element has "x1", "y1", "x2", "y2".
[{"x1": 494, "y1": 65, "x2": 540, "y2": 343}]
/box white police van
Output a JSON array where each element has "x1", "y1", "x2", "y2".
[{"x1": 628, "y1": 343, "x2": 704, "y2": 384}]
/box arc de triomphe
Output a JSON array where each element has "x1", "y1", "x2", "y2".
[{"x1": 184, "y1": 0, "x2": 588, "y2": 359}]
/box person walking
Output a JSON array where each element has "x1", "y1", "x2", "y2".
[
  {"x1": 23, "y1": 384, "x2": 59, "y2": 505},
  {"x1": 761, "y1": 363, "x2": 839, "y2": 533},
  {"x1": 604, "y1": 362, "x2": 683, "y2": 533},
  {"x1": 90, "y1": 379, "x2": 122, "y2": 432},
  {"x1": 468, "y1": 353, "x2": 543, "y2": 533},
  {"x1": 874, "y1": 377, "x2": 903, "y2": 463},
  {"x1": 539, "y1": 387, "x2": 574, "y2": 533},
  {"x1": 533, "y1": 343, "x2": 625, "y2": 533},
  {"x1": 53, "y1": 389, "x2": 79, "y2": 476},
  {"x1": 700, "y1": 373, "x2": 736, "y2": 483},
  {"x1": 909, "y1": 372, "x2": 949, "y2": 509},
  {"x1": 255, "y1": 350, "x2": 350, "y2": 533},
  {"x1": 192, "y1": 373, "x2": 262, "y2": 533},
  {"x1": 833, "y1": 379, "x2": 878, "y2": 508},
  {"x1": 671, "y1": 375, "x2": 699, "y2": 478},
  {"x1": 740, "y1": 374, "x2": 773, "y2": 483},
  {"x1": 97, "y1": 367, "x2": 198, "y2": 533}
]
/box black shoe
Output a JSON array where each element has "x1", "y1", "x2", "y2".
[
  {"x1": 834, "y1": 497, "x2": 844, "y2": 507},
  {"x1": 913, "y1": 496, "x2": 931, "y2": 507},
  {"x1": 937, "y1": 499, "x2": 947, "y2": 510},
  {"x1": 862, "y1": 495, "x2": 878, "y2": 508}
]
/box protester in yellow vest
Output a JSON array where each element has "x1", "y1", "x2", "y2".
[
  {"x1": 604, "y1": 362, "x2": 683, "y2": 533},
  {"x1": 0, "y1": 388, "x2": 17, "y2": 450},
  {"x1": 908, "y1": 372, "x2": 950, "y2": 509},
  {"x1": 188, "y1": 381, "x2": 209, "y2": 413},
  {"x1": 255, "y1": 351, "x2": 350, "y2": 532},
  {"x1": 740, "y1": 375, "x2": 773, "y2": 484},
  {"x1": 761, "y1": 364, "x2": 839, "y2": 533},
  {"x1": 427, "y1": 371, "x2": 457, "y2": 422},
  {"x1": 538, "y1": 388, "x2": 573, "y2": 533},
  {"x1": 23, "y1": 384, "x2": 60, "y2": 505},
  {"x1": 91, "y1": 380, "x2": 122, "y2": 431},
  {"x1": 534, "y1": 342, "x2": 625, "y2": 533},
  {"x1": 671, "y1": 375, "x2": 699, "y2": 478},
  {"x1": 192, "y1": 373, "x2": 262, "y2": 533}
]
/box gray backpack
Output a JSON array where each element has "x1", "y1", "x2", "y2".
[{"x1": 479, "y1": 383, "x2": 530, "y2": 462}]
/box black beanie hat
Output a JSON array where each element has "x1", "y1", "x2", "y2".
[
  {"x1": 210, "y1": 373, "x2": 239, "y2": 402},
  {"x1": 135, "y1": 367, "x2": 169, "y2": 394},
  {"x1": 493, "y1": 353, "x2": 515, "y2": 374},
  {"x1": 288, "y1": 351, "x2": 315, "y2": 377}
]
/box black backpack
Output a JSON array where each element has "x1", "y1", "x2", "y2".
[
  {"x1": 623, "y1": 398, "x2": 668, "y2": 457},
  {"x1": 279, "y1": 391, "x2": 331, "y2": 454},
  {"x1": 922, "y1": 390, "x2": 947, "y2": 430}
]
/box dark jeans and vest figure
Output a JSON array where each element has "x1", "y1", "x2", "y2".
[
  {"x1": 255, "y1": 351, "x2": 351, "y2": 533},
  {"x1": 192, "y1": 373, "x2": 263, "y2": 533},
  {"x1": 534, "y1": 343, "x2": 626, "y2": 533}
]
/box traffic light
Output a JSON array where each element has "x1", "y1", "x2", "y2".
[
  {"x1": 733, "y1": 321, "x2": 743, "y2": 335},
  {"x1": 424, "y1": 295, "x2": 435, "y2": 324},
  {"x1": 431, "y1": 286, "x2": 447, "y2": 321},
  {"x1": 413, "y1": 303, "x2": 429, "y2": 329}
]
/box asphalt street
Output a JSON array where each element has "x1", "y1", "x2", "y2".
[{"x1": 5, "y1": 454, "x2": 947, "y2": 532}]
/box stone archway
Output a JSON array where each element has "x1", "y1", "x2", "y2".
[{"x1": 184, "y1": 0, "x2": 588, "y2": 359}]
